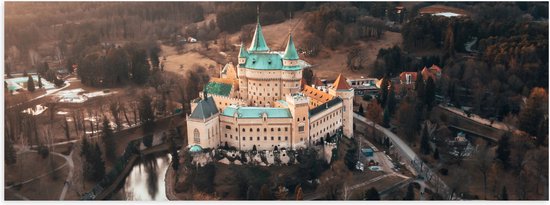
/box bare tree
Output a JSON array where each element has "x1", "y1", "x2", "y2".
[
  {"x1": 109, "y1": 100, "x2": 122, "y2": 131},
  {"x1": 475, "y1": 146, "x2": 493, "y2": 199}
]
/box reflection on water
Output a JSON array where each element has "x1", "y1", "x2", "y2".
[{"x1": 114, "y1": 153, "x2": 171, "y2": 200}]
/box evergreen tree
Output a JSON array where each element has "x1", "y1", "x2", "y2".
[
  {"x1": 379, "y1": 78, "x2": 390, "y2": 107},
  {"x1": 344, "y1": 148, "x2": 358, "y2": 170},
  {"x1": 5, "y1": 137, "x2": 17, "y2": 165},
  {"x1": 501, "y1": 186, "x2": 508, "y2": 200},
  {"x1": 424, "y1": 77, "x2": 436, "y2": 110},
  {"x1": 101, "y1": 117, "x2": 116, "y2": 161},
  {"x1": 496, "y1": 133, "x2": 511, "y2": 169},
  {"x1": 81, "y1": 136, "x2": 90, "y2": 157},
  {"x1": 23, "y1": 70, "x2": 28, "y2": 77},
  {"x1": 433, "y1": 148, "x2": 440, "y2": 160},
  {"x1": 92, "y1": 143, "x2": 106, "y2": 181},
  {"x1": 139, "y1": 94, "x2": 155, "y2": 147},
  {"x1": 170, "y1": 140, "x2": 180, "y2": 171},
  {"x1": 536, "y1": 118, "x2": 548, "y2": 147},
  {"x1": 38, "y1": 75, "x2": 43, "y2": 89},
  {"x1": 386, "y1": 82, "x2": 397, "y2": 115},
  {"x1": 420, "y1": 128, "x2": 431, "y2": 155},
  {"x1": 383, "y1": 108, "x2": 391, "y2": 128},
  {"x1": 364, "y1": 187, "x2": 380, "y2": 200},
  {"x1": 415, "y1": 71, "x2": 424, "y2": 99},
  {"x1": 27, "y1": 75, "x2": 35, "y2": 92},
  {"x1": 403, "y1": 183, "x2": 415, "y2": 200},
  {"x1": 358, "y1": 104, "x2": 364, "y2": 115}
]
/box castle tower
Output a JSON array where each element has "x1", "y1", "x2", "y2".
[
  {"x1": 329, "y1": 74, "x2": 354, "y2": 138},
  {"x1": 286, "y1": 93, "x2": 309, "y2": 149},
  {"x1": 237, "y1": 42, "x2": 249, "y2": 100},
  {"x1": 248, "y1": 18, "x2": 270, "y2": 52},
  {"x1": 283, "y1": 34, "x2": 299, "y2": 67}
]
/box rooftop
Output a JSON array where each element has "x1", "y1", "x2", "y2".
[
  {"x1": 332, "y1": 74, "x2": 352, "y2": 90},
  {"x1": 205, "y1": 81, "x2": 232, "y2": 97},
  {"x1": 189, "y1": 96, "x2": 219, "y2": 119},
  {"x1": 222, "y1": 105, "x2": 292, "y2": 119}
]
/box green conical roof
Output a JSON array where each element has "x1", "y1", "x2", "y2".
[
  {"x1": 283, "y1": 34, "x2": 299, "y2": 60},
  {"x1": 248, "y1": 22, "x2": 270, "y2": 52},
  {"x1": 239, "y1": 42, "x2": 248, "y2": 58}
]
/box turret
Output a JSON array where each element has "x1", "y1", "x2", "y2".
[
  {"x1": 283, "y1": 34, "x2": 299, "y2": 67},
  {"x1": 238, "y1": 42, "x2": 248, "y2": 65},
  {"x1": 329, "y1": 74, "x2": 354, "y2": 138},
  {"x1": 286, "y1": 93, "x2": 309, "y2": 149},
  {"x1": 248, "y1": 20, "x2": 270, "y2": 52}
]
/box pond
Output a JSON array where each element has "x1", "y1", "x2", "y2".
[{"x1": 110, "y1": 153, "x2": 171, "y2": 200}]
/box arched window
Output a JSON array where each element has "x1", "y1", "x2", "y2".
[{"x1": 193, "y1": 128, "x2": 200, "y2": 143}]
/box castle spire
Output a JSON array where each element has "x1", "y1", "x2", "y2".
[
  {"x1": 238, "y1": 41, "x2": 248, "y2": 58},
  {"x1": 248, "y1": 5, "x2": 269, "y2": 52},
  {"x1": 283, "y1": 34, "x2": 299, "y2": 60}
]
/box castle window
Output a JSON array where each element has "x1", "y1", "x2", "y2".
[
  {"x1": 297, "y1": 118, "x2": 300, "y2": 122},
  {"x1": 243, "y1": 137, "x2": 246, "y2": 141},
  {"x1": 278, "y1": 128, "x2": 281, "y2": 132},
  {"x1": 303, "y1": 117, "x2": 306, "y2": 121},
  {"x1": 285, "y1": 127, "x2": 288, "y2": 132},
  {"x1": 275, "y1": 93, "x2": 278, "y2": 96},
  {"x1": 285, "y1": 136, "x2": 288, "y2": 141},
  {"x1": 250, "y1": 128, "x2": 253, "y2": 132},
  {"x1": 230, "y1": 135, "x2": 233, "y2": 139},
  {"x1": 226, "y1": 125, "x2": 231, "y2": 129},
  {"x1": 243, "y1": 128, "x2": 246, "y2": 132},
  {"x1": 193, "y1": 129, "x2": 200, "y2": 143},
  {"x1": 257, "y1": 137, "x2": 260, "y2": 141},
  {"x1": 299, "y1": 126, "x2": 305, "y2": 132},
  {"x1": 250, "y1": 137, "x2": 253, "y2": 141},
  {"x1": 278, "y1": 136, "x2": 281, "y2": 141},
  {"x1": 275, "y1": 84, "x2": 278, "y2": 86},
  {"x1": 257, "y1": 128, "x2": 260, "y2": 132},
  {"x1": 271, "y1": 128, "x2": 274, "y2": 132},
  {"x1": 264, "y1": 128, "x2": 267, "y2": 132},
  {"x1": 267, "y1": 84, "x2": 270, "y2": 86},
  {"x1": 300, "y1": 138, "x2": 303, "y2": 141},
  {"x1": 225, "y1": 134, "x2": 227, "y2": 138},
  {"x1": 271, "y1": 136, "x2": 274, "y2": 140},
  {"x1": 264, "y1": 136, "x2": 267, "y2": 140}
]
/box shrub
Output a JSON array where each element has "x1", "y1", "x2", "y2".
[{"x1": 38, "y1": 146, "x2": 50, "y2": 158}]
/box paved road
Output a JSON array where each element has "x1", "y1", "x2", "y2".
[
  {"x1": 59, "y1": 143, "x2": 76, "y2": 200},
  {"x1": 353, "y1": 113, "x2": 451, "y2": 199}
]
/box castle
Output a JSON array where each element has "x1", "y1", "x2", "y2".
[{"x1": 186, "y1": 19, "x2": 354, "y2": 151}]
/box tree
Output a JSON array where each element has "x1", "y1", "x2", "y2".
[
  {"x1": 366, "y1": 99, "x2": 383, "y2": 140},
  {"x1": 27, "y1": 75, "x2": 35, "y2": 92},
  {"x1": 344, "y1": 148, "x2": 358, "y2": 171},
  {"x1": 518, "y1": 87, "x2": 548, "y2": 138},
  {"x1": 386, "y1": 83, "x2": 397, "y2": 115},
  {"x1": 346, "y1": 46, "x2": 366, "y2": 71},
  {"x1": 295, "y1": 184, "x2": 303, "y2": 200},
  {"x1": 259, "y1": 184, "x2": 272, "y2": 200},
  {"x1": 92, "y1": 143, "x2": 106, "y2": 181},
  {"x1": 420, "y1": 127, "x2": 431, "y2": 155},
  {"x1": 38, "y1": 75, "x2": 43, "y2": 89},
  {"x1": 101, "y1": 117, "x2": 116, "y2": 161},
  {"x1": 501, "y1": 186, "x2": 508, "y2": 200},
  {"x1": 170, "y1": 140, "x2": 180, "y2": 171},
  {"x1": 5, "y1": 137, "x2": 17, "y2": 165},
  {"x1": 403, "y1": 183, "x2": 414, "y2": 200},
  {"x1": 358, "y1": 104, "x2": 364, "y2": 115},
  {"x1": 424, "y1": 77, "x2": 436, "y2": 110},
  {"x1": 433, "y1": 148, "x2": 440, "y2": 160},
  {"x1": 475, "y1": 147, "x2": 492, "y2": 199},
  {"x1": 63, "y1": 118, "x2": 70, "y2": 142},
  {"x1": 364, "y1": 187, "x2": 380, "y2": 200},
  {"x1": 496, "y1": 133, "x2": 511, "y2": 169},
  {"x1": 382, "y1": 108, "x2": 391, "y2": 128},
  {"x1": 379, "y1": 78, "x2": 390, "y2": 107},
  {"x1": 139, "y1": 94, "x2": 155, "y2": 134},
  {"x1": 415, "y1": 71, "x2": 425, "y2": 98}
]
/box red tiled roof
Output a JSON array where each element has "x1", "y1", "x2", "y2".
[{"x1": 332, "y1": 74, "x2": 352, "y2": 90}]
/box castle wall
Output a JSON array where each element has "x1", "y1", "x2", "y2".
[
  {"x1": 219, "y1": 115, "x2": 294, "y2": 151},
  {"x1": 309, "y1": 102, "x2": 344, "y2": 144},
  {"x1": 210, "y1": 95, "x2": 248, "y2": 112},
  {"x1": 186, "y1": 114, "x2": 221, "y2": 148}
]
